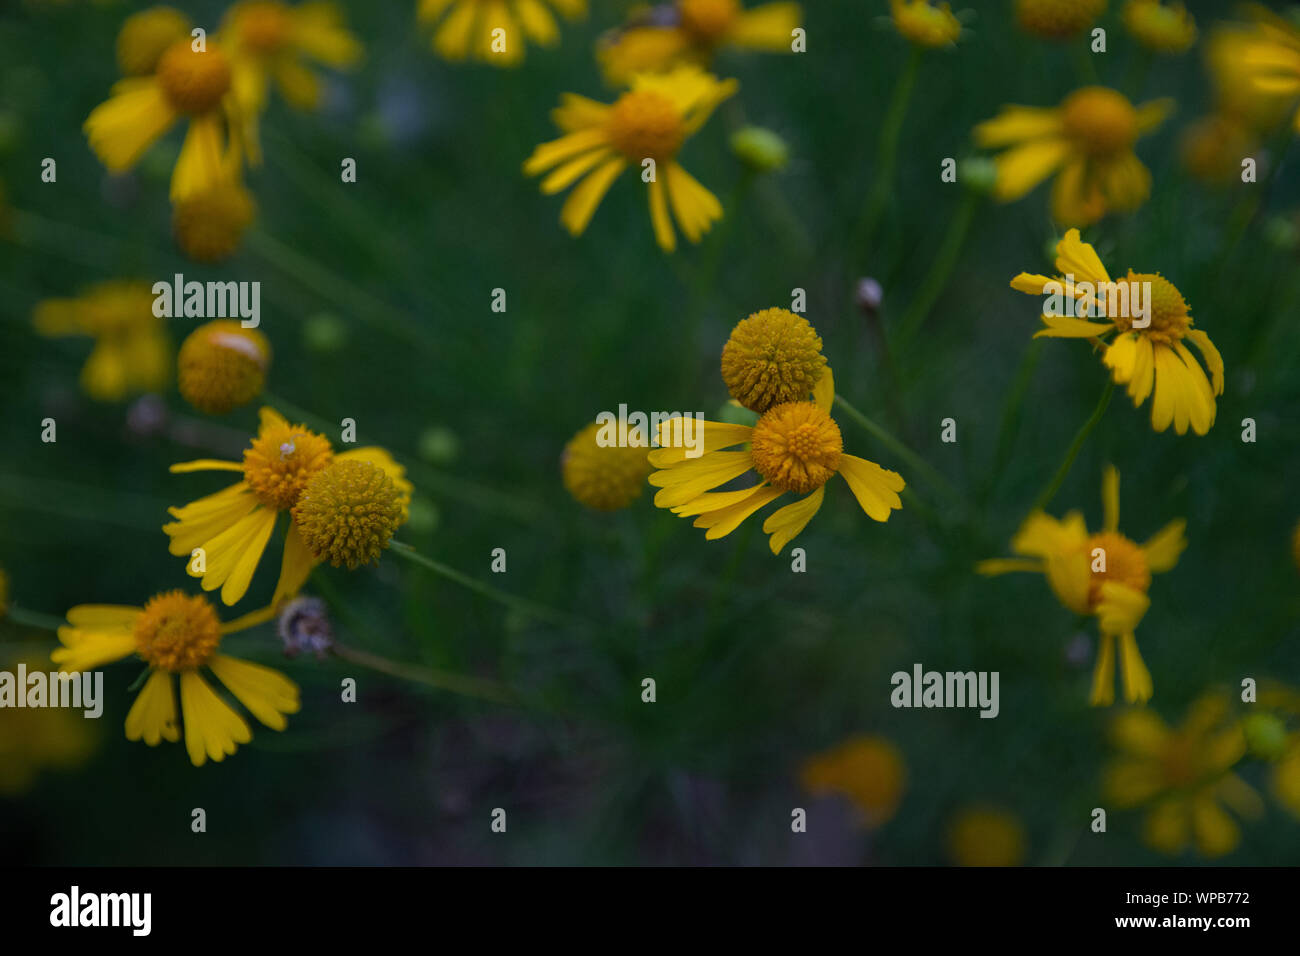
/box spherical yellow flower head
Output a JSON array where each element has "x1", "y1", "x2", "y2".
[
  {"x1": 1061, "y1": 87, "x2": 1138, "y2": 157},
  {"x1": 561, "y1": 422, "x2": 652, "y2": 512},
  {"x1": 172, "y1": 181, "x2": 257, "y2": 263},
  {"x1": 891, "y1": 0, "x2": 962, "y2": 48},
  {"x1": 133, "y1": 590, "x2": 222, "y2": 672},
  {"x1": 177, "y1": 320, "x2": 271, "y2": 415},
  {"x1": 156, "y1": 40, "x2": 232, "y2": 115},
  {"x1": 1016, "y1": 0, "x2": 1106, "y2": 39},
  {"x1": 227, "y1": 1, "x2": 294, "y2": 55},
  {"x1": 800, "y1": 735, "x2": 906, "y2": 827},
  {"x1": 242, "y1": 418, "x2": 334, "y2": 510},
  {"x1": 721, "y1": 308, "x2": 827, "y2": 413},
  {"x1": 1112, "y1": 272, "x2": 1190, "y2": 344},
  {"x1": 947, "y1": 807, "x2": 1027, "y2": 866},
  {"x1": 750, "y1": 402, "x2": 842, "y2": 494},
  {"x1": 1085, "y1": 530, "x2": 1151, "y2": 608},
  {"x1": 607, "y1": 89, "x2": 686, "y2": 163},
  {"x1": 117, "y1": 6, "x2": 192, "y2": 76},
  {"x1": 293, "y1": 460, "x2": 405, "y2": 569},
  {"x1": 678, "y1": 0, "x2": 740, "y2": 44},
  {"x1": 1122, "y1": 0, "x2": 1195, "y2": 54}
]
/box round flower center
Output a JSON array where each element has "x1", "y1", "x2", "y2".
[
  {"x1": 679, "y1": 0, "x2": 740, "y2": 43},
  {"x1": 293, "y1": 460, "x2": 405, "y2": 569},
  {"x1": 230, "y1": 1, "x2": 293, "y2": 55},
  {"x1": 178, "y1": 320, "x2": 270, "y2": 415},
  {"x1": 1015, "y1": 0, "x2": 1107, "y2": 38},
  {"x1": 721, "y1": 307, "x2": 827, "y2": 413},
  {"x1": 172, "y1": 181, "x2": 256, "y2": 263},
  {"x1": 562, "y1": 422, "x2": 652, "y2": 512},
  {"x1": 243, "y1": 421, "x2": 334, "y2": 510},
  {"x1": 749, "y1": 402, "x2": 843, "y2": 494},
  {"x1": 134, "y1": 590, "x2": 222, "y2": 671},
  {"x1": 1086, "y1": 530, "x2": 1151, "y2": 608},
  {"x1": 156, "y1": 40, "x2": 232, "y2": 115},
  {"x1": 1061, "y1": 87, "x2": 1139, "y2": 156},
  {"x1": 607, "y1": 89, "x2": 686, "y2": 163},
  {"x1": 117, "y1": 7, "x2": 192, "y2": 77},
  {"x1": 1113, "y1": 271, "x2": 1191, "y2": 342}
]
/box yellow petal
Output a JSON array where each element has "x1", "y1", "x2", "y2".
[
  {"x1": 171, "y1": 114, "x2": 227, "y2": 202},
  {"x1": 648, "y1": 419, "x2": 751, "y2": 467},
  {"x1": 51, "y1": 628, "x2": 137, "y2": 673},
  {"x1": 559, "y1": 157, "x2": 626, "y2": 236},
  {"x1": 664, "y1": 161, "x2": 723, "y2": 244},
  {"x1": 180, "y1": 669, "x2": 251, "y2": 766},
  {"x1": 219, "y1": 508, "x2": 279, "y2": 606},
  {"x1": 83, "y1": 78, "x2": 177, "y2": 172},
  {"x1": 1096, "y1": 582, "x2": 1150, "y2": 637},
  {"x1": 1010, "y1": 272, "x2": 1056, "y2": 295},
  {"x1": 762, "y1": 486, "x2": 824, "y2": 554},
  {"x1": 125, "y1": 670, "x2": 180, "y2": 745},
  {"x1": 648, "y1": 174, "x2": 676, "y2": 252},
  {"x1": 1054, "y1": 228, "x2": 1111, "y2": 284},
  {"x1": 836, "y1": 454, "x2": 904, "y2": 522},
  {"x1": 991, "y1": 137, "x2": 1071, "y2": 201},
  {"x1": 272, "y1": 519, "x2": 320, "y2": 608},
  {"x1": 65, "y1": 605, "x2": 142, "y2": 628},
  {"x1": 208, "y1": 654, "x2": 300, "y2": 730},
  {"x1": 974, "y1": 558, "x2": 1044, "y2": 575},
  {"x1": 1090, "y1": 633, "x2": 1116, "y2": 706},
  {"x1": 695, "y1": 485, "x2": 784, "y2": 540},
  {"x1": 650, "y1": 451, "x2": 755, "y2": 508},
  {"x1": 1191, "y1": 795, "x2": 1239, "y2": 857},
  {"x1": 1186, "y1": 329, "x2": 1224, "y2": 395},
  {"x1": 974, "y1": 105, "x2": 1063, "y2": 147},
  {"x1": 1142, "y1": 519, "x2": 1187, "y2": 573},
  {"x1": 1118, "y1": 632, "x2": 1154, "y2": 704},
  {"x1": 730, "y1": 2, "x2": 802, "y2": 50}
]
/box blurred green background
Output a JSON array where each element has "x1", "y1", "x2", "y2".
[{"x1": 1, "y1": 0, "x2": 1298, "y2": 865}]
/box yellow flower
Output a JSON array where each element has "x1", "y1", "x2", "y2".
[
  {"x1": 890, "y1": 0, "x2": 962, "y2": 49},
  {"x1": 1121, "y1": 0, "x2": 1195, "y2": 55},
  {"x1": 1211, "y1": 5, "x2": 1300, "y2": 133},
  {"x1": 978, "y1": 466, "x2": 1186, "y2": 705},
  {"x1": 1010, "y1": 229, "x2": 1224, "y2": 436},
  {"x1": 418, "y1": 0, "x2": 586, "y2": 66},
  {"x1": 52, "y1": 591, "x2": 298, "y2": 767},
  {"x1": 1015, "y1": 0, "x2": 1105, "y2": 39},
  {"x1": 975, "y1": 87, "x2": 1170, "y2": 226},
  {"x1": 177, "y1": 319, "x2": 271, "y2": 415},
  {"x1": 947, "y1": 807, "x2": 1027, "y2": 866},
  {"x1": 561, "y1": 422, "x2": 653, "y2": 511},
  {"x1": 33, "y1": 280, "x2": 171, "y2": 402},
  {"x1": 598, "y1": 0, "x2": 801, "y2": 85},
  {"x1": 116, "y1": 5, "x2": 192, "y2": 76},
  {"x1": 1103, "y1": 692, "x2": 1262, "y2": 857},
  {"x1": 221, "y1": 1, "x2": 362, "y2": 161},
  {"x1": 0, "y1": 654, "x2": 98, "y2": 795},
  {"x1": 171, "y1": 178, "x2": 257, "y2": 262},
  {"x1": 720, "y1": 307, "x2": 826, "y2": 412},
  {"x1": 163, "y1": 407, "x2": 412, "y2": 607},
  {"x1": 523, "y1": 65, "x2": 737, "y2": 253},
  {"x1": 84, "y1": 38, "x2": 242, "y2": 201},
  {"x1": 800, "y1": 735, "x2": 906, "y2": 827},
  {"x1": 1179, "y1": 113, "x2": 1255, "y2": 185},
  {"x1": 649, "y1": 368, "x2": 904, "y2": 553},
  {"x1": 293, "y1": 459, "x2": 408, "y2": 568}
]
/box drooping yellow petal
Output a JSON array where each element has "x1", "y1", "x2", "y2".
[
  {"x1": 649, "y1": 419, "x2": 751, "y2": 467},
  {"x1": 219, "y1": 508, "x2": 279, "y2": 606},
  {"x1": 1142, "y1": 519, "x2": 1187, "y2": 573},
  {"x1": 550, "y1": 93, "x2": 612, "y2": 132},
  {"x1": 836, "y1": 454, "x2": 904, "y2": 522},
  {"x1": 1051, "y1": 157, "x2": 1106, "y2": 226},
  {"x1": 1143, "y1": 798, "x2": 1189, "y2": 853},
  {"x1": 164, "y1": 486, "x2": 260, "y2": 558},
  {"x1": 51, "y1": 627, "x2": 138, "y2": 673},
  {"x1": 650, "y1": 451, "x2": 755, "y2": 508},
  {"x1": 83, "y1": 78, "x2": 178, "y2": 172},
  {"x1": 540, "y1": 147, "x2": 613, "y2": 194},
  {"x1": 169, "y1": 459, "x2": 245, "y2": 474},
  {"x1": 1035, "y1": 314, "x2": 1115, "y2": 338},
  {"x1": 271, "y1": 520, "x2": 320, "y2": 608},
  {"x1": 1054, "y1": 228, "x2": 1111, "y2": 285},
  {"x1": 1010, "y1": 272, "x2": 1057, "y2": 295},
  {"x1": 1173, "y1": 340, "x2": 1217, "y2": 435},
  {"x1": 1149, "y1": 343, "x2": 1183, "y2": 433},
  {"x1": 813, "y1": 365, "x2": 834, "y2": 412},
  {"x1": 290, "y1": 2, "x2": 364, "y2": 66},
  {"x1": 1128, "y1": 333, "x2": 1155, "y2": 406},
  {"x1": 729, "y1": 2, "x2": 802, "y2": 50},
  {"x1": 1109, "y1": 708, "x2": 1170, "y2": 757},
  {"x1": 1090, "y1": 633, "x2": 1116, "y2": 706},
  {"x1": 694, "y1": 485, "x2": 784, "y2": 540},
  {"x1": 515, "y1": 0, "x2": 560, "y2": 45},
  {"x1": 991, "y1": 137, "x2": 1071, "y2": 201},
  {"x1": 1101, "y1": 464, "x2": 1120, "y2": 532},
  {"x1": 974, "y1": 106, "x2": 1064, "y2": 147},
  {"x1": 648, "y1": 174, "x2": 676, "y2": 252},
  {"x1": 671, "y1": 482, "x2": 769, "y2": 517},
  {"x1": 664, "y1": 162, "x2": 723, "y2": 245},
  {"x1": 1190, "y1": 796, "x2": 1239, "y2": 857},
  {"x1": 433, "y1": 0, "x2": 478, "y2": 59},
  {"x1": 1185, "y1": 329, "x2": 1224, "y2": 395},
  {"x1": 208, "y1": 654, "x2": 300, "y2": 731},
  {"x1": 1096, "y1": 582, "x2": 1150, "y2": 637},
  {"x1": 274, "y1": 57, "x2": 322, "y2": 110},
  {"x1": 762, "y1": 486, "x2": 824, "y2": 554},
  {"x1": 65, "y1": 605, "x2": 142, "y2": 628},
  {"x1": 974, "y1": 558, "x2": 1044, "y2": 576},
  {"x1": 125, "y1": 670, "x2": 180, "y2": 745},
  {"x1": 1118, "y1": 632, "x2": 1154, "y2": 704},
  {"x1": 180, "y1": 669, "x2": 251, "y2": 766},
  {"x1": 558, "y1": 157, "x2": 627, "y2": 236},
  {"x1": 170, "y1": 114, "x2": 227, "y2": 202}
]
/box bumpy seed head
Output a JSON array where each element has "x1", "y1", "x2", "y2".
[
  {"x1": 172, "y1": 181, "x2": 256, "y2": 263},
  {"x1": 678, "y1": 0, "x2": 740, "y2": 43},
  {"x1": 1086, "y1": 530, "x2": 1151, "y2": 608},
  {"x1": 177, "y1": 320, "x2": 271, "y2": 415},
  {"x1": 721, "y1": 308, "x2": 827, "y2": 413},
  {"x1": 242, "y1": 418, "x2": 333, "y2": 510},
  {"x1": 607, "y1": 89, "x2": 686, "y2": 163},
  {"x1": 1122, "y1": 0, "x2": 1196, "y2": 54},
  {"x1": 561, "y1": 421, "x2": 652, "y2": 512},
  {"x1": 1114, "y1": 271, "x2": 1191, "y2": 342},
  {"x1": 116, "y1": 6, "x2": 192, "y2": 76},
  {"x1": 134, "y1": 590, "x2": 222, "y2": 671},
  {"x1": 1015, "y1": 0, "x2": 1107, "y2": 39},
  {"x1": 1061, "y1": 86, "x2": 1139, "y2": 156},
  {"x1": 227, "y1": 1, "x2": 294, "y2": 55},
  {"x1": 891, "y1": 0, "x2": 963, "y2": 48},
  {"x1": 749, "y1": 401, "x2": 843, "y2": 494},
  {"x1": 156, "y1": 40, "x2": 232, "y2": 115},
  {"x1": 293, "y1": 460, "x2": 405, "y2": 569}
]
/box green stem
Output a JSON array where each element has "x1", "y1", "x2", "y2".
[
  {"x1": 332, "y1": 643, "x2": 518, "y2": 706},
  {"x1": 858, "y1": 47, "x2": 921, "y2": 252},
  {"x1": 1031, "y1": 380, "x2": 1114, "y2": 513},
  {"x1": 833, "y1": 394, "x2": 959, "y2": 506},
  {"x1": 4, "y1": 606, "x2": 65, "y2": 631},
  {"x1": 388, "y1": 540, "x2": 575, "y2": 628},
  {"x1": 981, "y1": 339, "x2": 1044, "y2": 506},
  {"x1": 896, "y1": 192, "x2": 979, "y2": 349}
]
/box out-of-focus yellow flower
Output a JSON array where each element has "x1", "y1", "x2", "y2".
[
  {"x1": 947, "y1": 806, "x2": 1027, "y2": 866},
  {"x1": 1015, "y1": 0, "x2": 1105, "y2": 39},
  {"x1": 53, "y1": 592, "x2": 296, "y2": 767},
  {"x1": 0, "y1": 654, "x2": 99, "y2": 795},
  {"x1": 1104, "y1": 693, "x2": 1263, "y2": 857},
  {"x1": 163, "y1": 407, "x2": 411, "y2": 607},
  {"x1": 33, "y1": 281, "x2": 171, "y2": 402},
  {"x1": 177, "y1": 319, "x2": 271, "y2": 415},
  {"x1": 172, "y1": 178, "x2": 257, "y2": 262},
  {"x1": 419, "y1": 0, "x2": 586, "y2": 66},
  {"x1": 116, "y1": 5, "x2": 192, "y2": 76},
  {"x1": 890, "y1": 0, "x2": 962, "y2": 49},
  {"x1": 1179, "y1": 113, "x2": 1255, "y2": 185},
  {"x1": 801, "y1": 735, "x2": 906, "y2": 827},
  {"x1": 84, "y1": 39, "x2": 243, "y2": 202},
  {"x1": 1121, "y1": 1, "x2": 1195, "y2": 54},
  {"x1": 1008, "y1": 230, "x2": 1223, "y2": 436},
  {"x1": 561, "y1": 422, "x2": 652, "y2": 512},
  {"x1": 974, "y1": 87, "x2": 1170, "y2": 226},
  {"x1": 979, "y1": 466, "x2": 1186, "y2": 706},
  {"x1": 599, "y1": 0, "x2": 800, "y2": 86},
  {"x1": 1210, "y1": 5, "x2": 1300, "y2": 134},
  {"x1": 523, "y1": 66, "x2": 737, "y2": 253}
]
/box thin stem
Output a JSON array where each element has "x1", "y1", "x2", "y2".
[
  {"x1": 981, "y1": 339, "x2": 1044, "y2": 506},
  {"x1": 1031, "y1": 380, "x2": 1114, "y2": 513},
  {"x1": 858, "y1": 47, "x2": 921, "y2": 252},
  {"x1": 896, "y1": 191, "x2": 979, "y2": 349},
  {"x1": 4, "y1": 606, "x2": 65, "y2": 631},
  {"x1": 833, "y1": 394, "x2": 960, "y2": 506},
  {"x1": 388, "y1": 540, "x2": 576, "y2": 628},
  {"x1": 332, "y1": 643, "x2": 518, "y2": 706}
]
